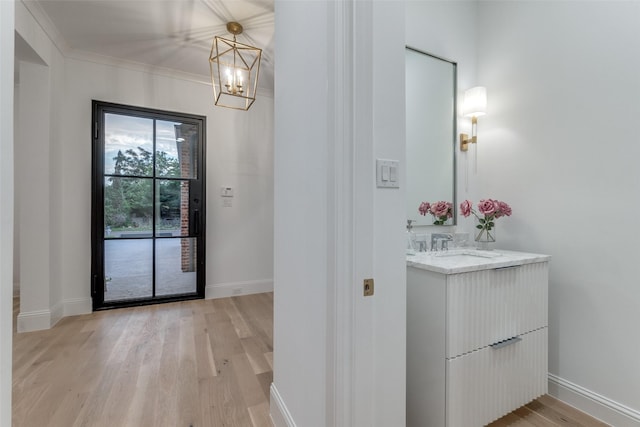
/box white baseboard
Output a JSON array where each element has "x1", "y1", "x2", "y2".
[
  {"x1": 63, "y1": 297, "x2": 92, "y2": 317},
  {"x1": 549, "y1": 373, "x2": 640, "y2": 427},
  {"x1": 17, "y1": 297, "x2": 92, "y2": 332},
  {"x1": 205, "y1": 279, "x2": 273, "y2": 299},
  {"x1": 270, "y1": 383, "x2": 297, "y2": 427},
  {"x1": 17, "y1": 309, "x2": 53, "y2": 332},
  {"x1": 50, "y1": 301, "x2": 63, "y2": 328}
]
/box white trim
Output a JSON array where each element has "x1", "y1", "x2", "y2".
[
  {"x1": 205, "y1": 279, "x2": 273, "y2": 299},
  {"x1": 326, "y1": 0, "x2": 356, "y2": 425},
  {"x1": 63, "y1": 297, "x2": 92, "y2": 317},
  {"x1": 16, "y1": 298, "x2": 73, "y2": 332},
  {"x1": 20, "y1": 0, "x2": 70, "y2": 57},
  {"x1": 66, "y1": 49, "x2": 212, "y2": 86},
  {"x1": 0, "y1": 2, "x2": 15, "y2": 425},
  {"x1": 63, "y1": 51, "x2": 274, "y2": 98},
  {"x1": 49, "y1": 301, "x2": 63, "y2": 328},
  {"x1": 549, "y1": 373, "x2": 640, "y2": 427},
  {"x1": 270, "y1": 383, "x2": 297, "y2": 427},
  {"x1": 17, "y1": 309, "x2": 51, "y2": 332}
]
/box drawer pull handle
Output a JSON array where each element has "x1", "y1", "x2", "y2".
[{"x1": 490, "y1": 336, "x2": 522, "y2": 349}]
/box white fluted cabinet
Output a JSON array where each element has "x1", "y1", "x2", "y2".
[{"x1": 406, "y1": 250, "x2": 550, "y2": 427}]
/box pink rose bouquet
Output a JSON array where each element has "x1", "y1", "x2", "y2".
[
  {"x1": 459, "y1": 199, "x2": 512, "y2": 241},
  {"x1": 418, "y1": 200, "x2": 453, "y2": 225}
]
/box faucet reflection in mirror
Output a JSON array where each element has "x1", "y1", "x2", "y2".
[
  {"x1": 418, "y1": 200, "x2": 453, "y2": 225},
  {"x1": 459, "y1": 86, "x2": 487, "y2": 152}
]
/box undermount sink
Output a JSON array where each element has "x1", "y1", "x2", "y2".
[{"x1": 432, "y1": 249, "x2": 502, "y2": 259}]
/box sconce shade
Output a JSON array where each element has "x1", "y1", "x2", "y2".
[
  {"x1": 209, "y1": 34, "x2": 262, "y2": 111},
  {"x1": 463, "y1": 86, "x2": 487, "y2": 117}
]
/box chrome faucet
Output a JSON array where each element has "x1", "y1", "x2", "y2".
[{"x1": 430, "y1": 233, "x2": 453, "y2": 251}]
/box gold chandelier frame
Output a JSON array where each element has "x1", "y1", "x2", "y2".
[{"x1": 209, "y1": 22, "x2": 262, "y2": 111}]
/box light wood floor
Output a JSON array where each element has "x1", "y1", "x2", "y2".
[
  {"x1": 13, "y1": 294, "x2": 608, "y2": 427},
  {"x1": 13, "y1": 294, "x2": 273, "y2": 427},
  {"x1": 487, "y1": 394, "x2": 609, "y2": 426}
]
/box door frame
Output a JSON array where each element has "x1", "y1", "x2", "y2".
[{"x1": 91, "y1": 100, "x2": 206, "y2": 310}]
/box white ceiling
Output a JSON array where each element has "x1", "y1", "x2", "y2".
[{"x1": 24, "y1": 0, "x2": 274, "y2": 92}]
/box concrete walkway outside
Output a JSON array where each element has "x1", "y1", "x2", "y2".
[{"x1": 104, "y1": 234, "x2": 196, "y2": 301}]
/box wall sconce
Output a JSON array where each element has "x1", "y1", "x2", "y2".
[{"x1": 459, "y1": 86, "x2": 487, "y2": 151}]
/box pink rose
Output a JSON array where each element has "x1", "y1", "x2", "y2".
[
  {"x1": 418, "y1": 202, "x2": 430, "y2": 216},
  {"x1": 495, "y1": 200, "x2": 512, "y2": 218},
  {"x1": 430, "y1": 201, "x2": 451, "y2": 218},
  {"x1": 477, "y1": 199, "x2": 498, "y2": 216},
  {"x1": 459, "y1": 200, "x2": 472, "y2": 217}
]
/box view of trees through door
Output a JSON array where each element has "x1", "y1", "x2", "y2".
[{"x1": 91, "y1": 101, "x2": 206, "y2": 309}]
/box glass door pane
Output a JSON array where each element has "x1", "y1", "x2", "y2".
[
  {"x1": 155, "y1": 120, "x2": 198, "y2": 179},
  {"x1": 155, "y1": 179, "x2": 187, "y2": 237},
  {"x1": 156, "y1": 238, "x2": 197, "y2": 296},
  {"x1": 104, "y1": 114, "x2": 154, "y2": 176},
  {"x1": 104, "y1": 239, "x2": 153, "y2": 301},
  {"x1": 104, "y1": 177, "x2": 153, "y2": 238}
]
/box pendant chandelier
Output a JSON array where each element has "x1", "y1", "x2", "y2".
[{"x1": 209, "y1": 22, "x2": 262, "y2": 111}]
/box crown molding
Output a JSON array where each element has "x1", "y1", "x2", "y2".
[{"x1": 20, "y1": 0, "x2": 71, "y2": 56}]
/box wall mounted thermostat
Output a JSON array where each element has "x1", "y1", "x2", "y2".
[
  {"x1": 220, "y1": 187, "x2": 234, "y2": 197},
  {"x1": 376, "y1": 159, "x2": 400, "y2": 188}
]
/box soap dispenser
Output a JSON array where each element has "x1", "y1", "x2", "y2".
[{"x1": 406, "y1": 220, "x2": 417, "y2": 255}]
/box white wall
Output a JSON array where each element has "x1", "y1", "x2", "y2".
[
  {"x1": 14, "y1": 0, "x2": 65, "y2": 332},
  {"x1": 0, "y1": 0, "x2": 14, "y2": 424},
  {"x1": 272, "y1": 1, "x2": 329, "y2": 423},
  {"x1": 14, "y1": 3, "x2": 274, "y2": 330},
  {"x1": 272, "y1": 1, "x2": 406, "y2": 426},
  {"x1": 16, "y1": 60, "x2": 54, "y2": 330},
  {"x1": 477, "y1": 2, "x2": 640, "y2": 424},
  {"x1": 370, "y1": 3, "x2": 407, "y2": 424}
]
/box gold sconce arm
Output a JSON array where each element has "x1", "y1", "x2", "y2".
[
  {"x1": 459, "y1": 133, "x2": 476, "y2": 152},
  {"x1": 459, "y1": 116, "x2": 478, "y2": 152}
]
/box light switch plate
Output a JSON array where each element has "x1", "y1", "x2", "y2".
[{"x1": 376, "y1": 159, "x2": 400, "y2": 188}]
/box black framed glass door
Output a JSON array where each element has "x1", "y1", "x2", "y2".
[{"x1": 91, "y1": 101, "x2": 206, "y2": 309}]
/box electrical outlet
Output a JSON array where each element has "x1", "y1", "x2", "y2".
[{"x1": 363, "y1": 278, "x2": 374, "y2": 297}]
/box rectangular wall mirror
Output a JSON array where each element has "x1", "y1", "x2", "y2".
[{"x1": 405, "y1": 47, "x2": 457, "y2": 226}]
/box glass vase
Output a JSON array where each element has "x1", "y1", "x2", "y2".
[{"x1": 474, "y1": 217, "x2": 496, "y2": 250}]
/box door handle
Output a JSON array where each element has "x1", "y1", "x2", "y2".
[{"x1": 193, "y1": 209, "x2": 200, "y2": 235}]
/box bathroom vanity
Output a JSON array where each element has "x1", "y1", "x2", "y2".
[{"x1": 406, "y1": 250, "x2": 550, "y2": 427}]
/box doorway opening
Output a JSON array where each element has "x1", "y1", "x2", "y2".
[{"x1": 91, "y1": 101, "x2": 206, "y2": 310}]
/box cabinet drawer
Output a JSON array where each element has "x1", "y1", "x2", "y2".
[
  {"x1": 445, "y1": 327, "x2": 548, "y2": 427},
  {"x1": 446, "y1": 262, "x2": 548, "y2": 357}
]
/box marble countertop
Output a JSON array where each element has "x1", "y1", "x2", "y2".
[{"x1": 406, "y1": 249, "x2": 550, "y2": 274}]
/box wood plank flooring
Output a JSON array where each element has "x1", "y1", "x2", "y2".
[
  {"x1": 13, "y1": 293, "x2": 607, "y2": 426},
  {"x1": 488, "y1": 394, "x2": 609, "y2": 426},
  {"x1": 13, "y1": 294, "x2": 273, "y2": 427}
]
